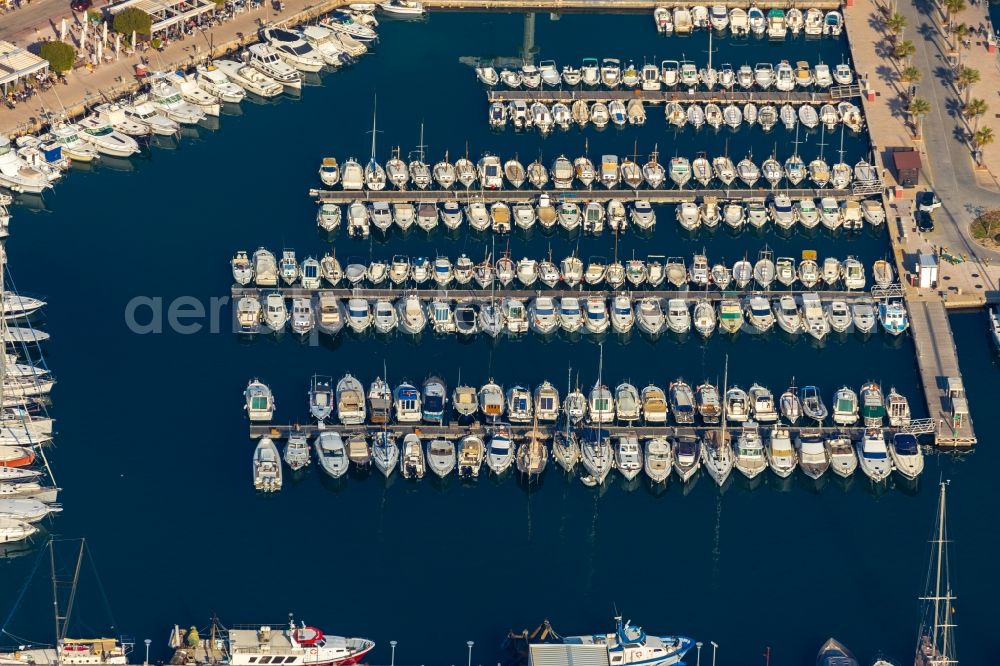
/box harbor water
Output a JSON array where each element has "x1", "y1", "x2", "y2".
[{"x1": 0, "y1": 11, "x2": 995, "y2": 666}]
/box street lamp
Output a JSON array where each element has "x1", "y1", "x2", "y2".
[
  {"x1": 710, "y1": 641, "x2": 718, "y2": 666},
  {"x1": 144, "y1": 639, "x2": 151, "y2": 666},
  {"x1": 695, "y1": 642, "x2": 702, "y2": 666},
  {"x1": 390, "y1": 641, "x2": 397, "y2": 666},
  {"x1": 467, "y1": 641, "x2": 474, "y2": 666}
]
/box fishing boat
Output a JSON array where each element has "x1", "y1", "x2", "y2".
[
  {"x1": 718, "y1": 299, "x2": 743, "y2": 334},
  {"x1": 668, "y1": 380, "x2": 696, "y2": 424},
  {"x1": 879, "y1": 299, "x2": 909, "y2": 335},
  {"x1": 308, "y1": 375, "x2": 334, "y2": 422},
  {"x1": 252, "y1": 438, "x2": 282, "y2": 492}
]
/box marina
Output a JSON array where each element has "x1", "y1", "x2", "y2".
[{"x1": 0, "y1": 5, "x2": 992, "y2": 666}]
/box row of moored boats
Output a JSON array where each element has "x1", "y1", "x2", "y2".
[
  {"x1": 312, "y1": 195, "x2": 884, "y2": 238},
  {"x1": 477, "y1": 57, "x2": 854, "y2": 92},
  {"x1": 0, "y1": 10, "x2": 380, "y2": 194},
  {"x1": 317, "y1": 150, "x2": 878, "y2": 192},
  {"x1": 235, "y1": 289, "x2": 908, "y2": 340},
  {"x1": 245, "y1": 376, "x2": 920, "y2": 488},
  {"x1": 234, "y1": 246, "x2": 895, "y2": 291},
  {"x1": 652, "y1": 6, "x2": 844, "y2": 37},
  {"x1": 0, "y1": 262, "x2": 61, "y2": 545}
]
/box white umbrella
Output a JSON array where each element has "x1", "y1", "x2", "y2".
[
  {"x1": 79, "y1": 21, "x2": 87, "y2": 51},
  {"x1": 96, "y1": 40, "x2": 103, "y2": 63},
  {"x1": 59, "y1": 18, "x2": 67, "y2": 42},
  {"x1": 114, "y1": 33, "x2": 120, "y2": 58},
  {"x1": 101, "y1": 21, "x2": 107, "y2": 44},
  {"x1": 131, "y1": 29, "x2": 136, "y2": 47}
]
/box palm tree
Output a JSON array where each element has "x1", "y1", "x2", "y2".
[
  {"x1": 964, "y1": 97, "x2": 988, "y2": 133},
  {"x1": 956, "y1": 66, "x2": 980, "y2": 105},
  {"x1": 952, "y1": 22, "x2": 970, "y2": 48},
  {"x1": 894, "y1": 39, "x2": 916, "y2": 63},
  {"x1": 908, "y1": 97, "x2": 931, "y2": 138},
  {"x1": 944, "y1": 0, "x2": 966, "y2": 28},
  {"x1": 974, "y1": 126, "x2": 994, "y2": 164},
  {"x1": 901, "y1": 64, "x2": 922, "y2": 89},
  {"x1": 886, "y1": 12, "x2": 907, "y2": 40}
]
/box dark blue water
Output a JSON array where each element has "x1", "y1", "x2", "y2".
[{"x1": 0, "y1": 12, "x2": 994, "y2": 666}]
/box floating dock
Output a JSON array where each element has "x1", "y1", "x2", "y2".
[
  {"x1": 231, "y1": 287, "x2": 881, "y2": 301},
  {"x1": 249, "y1": 421, "x2": 935, "y2": 440},
  {"x1": 485, "y1": 86, "x2": 863, "y2": 104},
  {"x1": 310, "y1": 187, "x2": 866, "y2": 204},
  {"x1": 907, "y1": 300, "x2": 976, "y2": 447}
]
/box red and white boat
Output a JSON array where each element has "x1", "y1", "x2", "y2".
[
  {"x1": 0, "y1": 444, "x2": 35, "y2": 467},
  {"x1": 225, "y1": 619, "x2": 374, "y2": 666}
]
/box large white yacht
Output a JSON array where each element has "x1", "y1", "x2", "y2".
[
  {"x1": 261, "y1": 26, "x2": 325, "y2": 72},
  {"x1": 0, "y1": 136, "x2": 54, "y2": 193}
]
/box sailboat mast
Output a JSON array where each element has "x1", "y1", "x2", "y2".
[
  {"x1": 565, "y1": 364, "x2": 572, "y2": 439},
  {"x1": 720, "y1": 356, "x2": 728, "y2": 441},
  {"x1": 370, "y1": 95, "x2": 377, "y2": 161},
  {"x1": 596, "y1": 343, "x2": 603, "y2": 430},
  {"x1": 932, "y1": 481, "x2": 947, "y2": 659}
]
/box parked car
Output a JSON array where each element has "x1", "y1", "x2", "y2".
[
  {"x1": 917, "y1": 190, "x2": 941, "y2": 212},
  {"x1": 70, "y1": 0, "x2": 92, "y2": 11},
  {"x1": 917, "y1": 209, "x2": 935, "y2": 232}
]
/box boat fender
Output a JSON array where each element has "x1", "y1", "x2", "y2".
[{"x1": 310, "y1": 649, "x2": 317, "y2": 654}]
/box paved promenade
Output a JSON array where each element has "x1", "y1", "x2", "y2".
[{"x1": 847, "y1": 0, "x2": 1000, "y2": 305}]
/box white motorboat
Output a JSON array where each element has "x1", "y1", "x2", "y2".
[
  {"x1": 300, "y1": 25, "x2": 351, "y2": 66},
  {"x1": 262, "y1": 292, "x2": 288, "y2": 332},
  {"x1": 827, "y1": 436, "x2": 857, "y2": 477},
  {"x1": 889, "y1": 433, "x2": 923, "y2": 479},
  {"x1": 859, "y1": 429, "x2": 891, "y2": 481},
  {"x1": 147, "y1": 78, "x2": 206, "y2": 123},
  {"x1": 767, "y1": 426, "x2": 797, "y2": 478},
  {"x1": 379, "y1": 0, "x2": 425, "y2": 16},
  {"x1": 283, "y1": 432, "x2": 311, "y2": 471},
  {"x1": 797, "y1": 431, "x2": 830, "y2": 479},
  {"x1": 193, "y1": 63, "x2": 247, "y2": 103},
  {"x1": 314, "y1": 431, "x2": 348, "y2": 478},
  {"x1": 245, "y1": 43, "x2": 302, "y2": 88},
  {"x1": 213, "y1": 59, "x2": 284, "y2": 97},
  {"x1": 121, "y1": 99, "x2": 180, "y2": 135},
  {"x1": 252, "y1": 438, "x2": 282, "y2": 491},
  {"x1": 486, "y1": 425, "x2": 515, "y2": 475},
  {"x1": 91, "y1": 102, "x2": 149, "y2": 138},
  {"x1": 169, "y1": 71, "x2": 222, "y2": 116}
]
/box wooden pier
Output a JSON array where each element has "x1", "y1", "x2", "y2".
[
  {"x1": 907, "y1": 300, "x2": 976, "y2": 447},
  {"x1": 485, "y1": 87, "x2": 863, "y2": 105},
  {"x1": 310, "y1": 187, "x2": 860, "y2": 205},
  {"x1": 232, "y1": 286, "x2": 878, "y2": 301}
]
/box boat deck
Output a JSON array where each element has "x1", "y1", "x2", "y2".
[
  {"x1": 427, "y1": 0, "x2": 841, "y2": 9},
  {"x1": 485, "y1": 87, "x2": 864, "y2": 104},
  {"x1": 310, "y1": 187, "x2": 861, "y2": 204},
  {"x1": 907, "y1": 300, "x2": 976, "y2": 447}
]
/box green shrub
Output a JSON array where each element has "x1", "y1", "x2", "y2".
[{"x1": 38, "y1": 40, "x2": 76, "y2": 73}]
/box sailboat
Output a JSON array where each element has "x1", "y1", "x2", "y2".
[
  {"x1": 364, "y1": 96, "x2": 386, "y2": 190},
  {"x1": 914, "y1": 481, "x2": 958, "y2": 666},
  {"x1": 831, "y1": 124, "x2": 852, "y2": 190},
  {"x1": 701, "y1": 357, "x2": 733, "y2": 485},
  {"x1": 0, "y1": 539, "x2": 132, "y2": 665},
  {"x1": 551, "y1": 365, "x2": 581, "y2": 472},
  {"x1": 580, "y1": 344, "x2": 613, "y2": 486},
  {"x1": 809, "y1": 123, "x2": 831, "y2": 187}
]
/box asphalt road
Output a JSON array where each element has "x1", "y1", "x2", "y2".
[
  {"x1": 0, "y1": 0, "x2": 78, "y2": 45},
  {"x1": 901, "y1": 0, "x2": 1000, "y2": 262}
]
